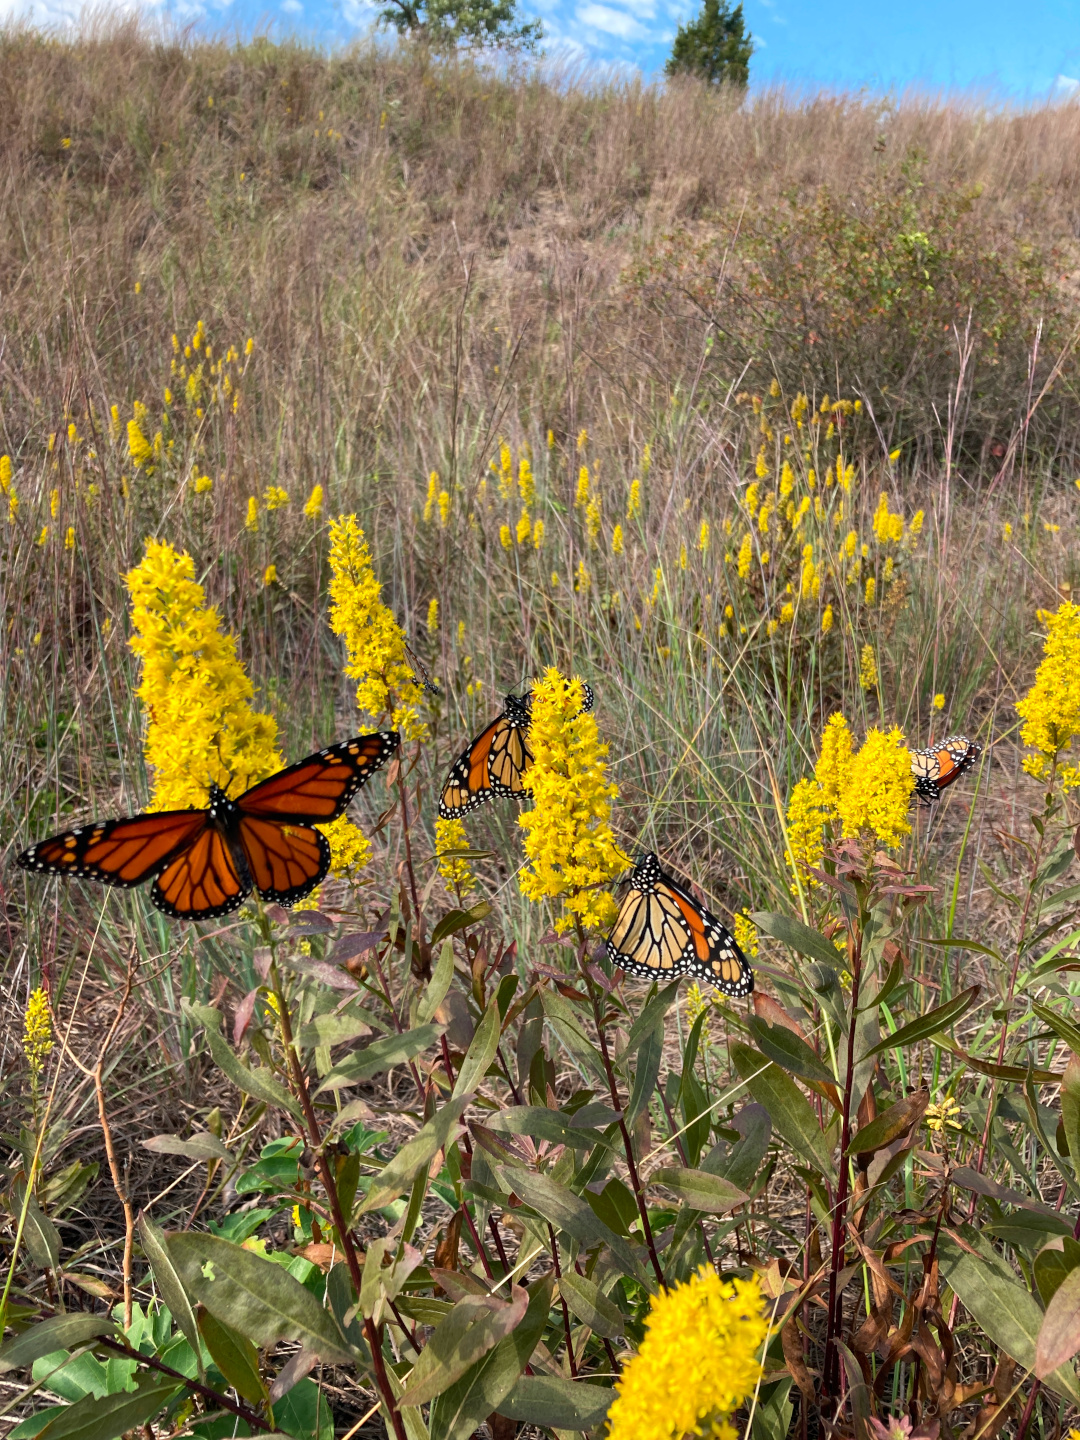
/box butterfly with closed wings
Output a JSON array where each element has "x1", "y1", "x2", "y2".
[
  {"x1": 438, "y1": 683, "x2": 594, "y2": 819},
  {"x1": 16, "y1": 732, "x2": 399, "y2": 921},
  {"x1": 910, "y1": 735, "x2": 982, "y2": 805},
  {"x1": 606, "y1": 852, "x2": 754, "y2": 997}
]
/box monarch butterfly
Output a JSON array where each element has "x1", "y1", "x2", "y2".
[
  {"x1": 606, "y1": 852, "x2": 753, "y2": 997},
  {"x1": 910, "y1": 735, "x2": 982, "y2": 805},
  {"x1": 438, "y1": 684, "x2": 594, "y2": 819},
  {"x1": 16, "y1": 732, "x2": 399, "y2": 921}
]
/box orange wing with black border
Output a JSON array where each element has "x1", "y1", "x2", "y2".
[
  {"x1": 237, "y1": 732, "x2": 399, "y2": 822},
  {"x1": 16, "y1": 810, "x2": 208, "y2": 888},
  {"x1": 910, "y1": 735, "x2": 981, "y2": 805}
]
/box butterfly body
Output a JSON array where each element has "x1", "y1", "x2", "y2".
[
  {"x1": 438, "y1": 684, "x2": 594, "y2": 819},
  {"x1": 17, "y1": 732, "x2": 398, "y2": 921},
  {"x1": 606, "y1": 852, "x2": 753, "y2": 997},
  {"x1": 910, "y1": 735, "x2": 981, "y2": 805}
]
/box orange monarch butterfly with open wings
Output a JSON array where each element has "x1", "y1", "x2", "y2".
[
  {"x1": 606, "y1": 852, "x2": 753, "y2": 997},
  {"x1": 438, "y1": 684, "x2": 594, "y2": 819},
  {"x1": 16, "y1": 732, "x2": 399, "y2": 921},
  {"x1": 910, "y1": 735, "x2": 982, "y2": 805}
]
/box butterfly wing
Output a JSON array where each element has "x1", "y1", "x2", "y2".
[
  {"x1": 16, "y1": 810, "x2": 208, "y2": 888},
  {"x1": 237, "y1": 733, "x2": 400, "y2": 823},
  {"x1": 486, "y1": 722, "x2": 532, "y2": 798},
  {"x1": 660, "y1": 873, "x2": 754, "y2": 997},
  {"x1": 911, "y1": 735, "x2": 981, "y2": 805},
  {"x1": 439, "y1": 714, "x2": 511, "y2": 817},
  {"x1": 237, "y1": 817, "x2": 331, "y2": 907},
  {"x1": 151, "y1": 828, "x2": 251, "y2": 920}
]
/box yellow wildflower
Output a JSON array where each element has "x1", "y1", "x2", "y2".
[
  {"x1": 23, "y1": 988, "x2": 53, "y2": 1077},
  {"x1": 744, "y1": 482, "x2": 760, "y2": 515},
  {"x1": 518, "y1": 456, "x2": 534, "y2": 506},
  {"x1": 49, "y1": 488, "x2": 60, "y2": 519},
  {"x1": 925, "y1": 1098, "x2": 963, "y2": 1134},
  {"x1": 125, "y1": 539, "x2": 283, "y2": 809},
  {"x1": 586, "y1": 497, "x2": 602, "y2": 546},
  {"x1": 865, "y1": 576, "x2": 876, "y2": 606},
  {"x1": 9, "y1": 492, "x2": 18, "y2": 522},
  {"x1": 577, "y1": 428, "x2": 588, "y2": 451},
  {"x1": 680, "y1": 544, "x2": 688, "y2": 571},
  {"x1": 263, "y1": 486, "x2": 288, "y2": 511},
  {"x1": 780, "y1": 602, "x2": 794, "y2": 624},
  {"x1": 518, "y1": 670, "x2": 624, "y2": 933},
  {"x1": 612, "y1": 524, "x2": 625, "y2": 556},
  {"x1": 816, "y1": 713, "x2": 853, "y2": 807},
  {"x1": 821, "y1": 605, "x2": 834, "y2": 634},
  {"x1": 0, "y1": 455, "x2": 10, "y2": 492},
  {"x1": 698, "y1": 519, "x2": 710, "y2": 553},
  {"x1": 517, "y1": 510, "x2": 532, "y2": 546},
  {"x1": 245, "y1": 337, "x2": 254, "y2": 357},
  {"x1": 37, "y1": 526, "x2": 48, "y2": 547},
  {"x1": 932, "y1": 693, "x2": 945, "y2": 710},
  {"x1": 499, "y1": 442, "x2": 513, "y2": 499},
  {"x1": 424, "y1": 471, "x2": 438, "y2": 523},
  {"x1": 576, "y1": 466, "x2": 590, "y2": 507},
  {"x1": 547, "y1": 428, "x2": 555, "y2": 449},
  {"x1": 755, "y1": 447, "x2": 768, "y2": 480},
  {"x1": 627, "y1": 478, "x2": 642, "y2": 520},
  {"x1": 1016, "y1": 601, "x2": 1080, "y2": 790},
  {"x1": 779, "y1": 461, "x2": 794, "y2": 498},
  {"x1": 304, "y1": 485, "x2": 324, "y2": 518},
  {"x1": 499, "y1": 524, "x2": 513, "y2": 550},
  {"x1": 127, "y1": 418, "x2": 153, "y2": 469},
  {"x1": 576, "y1": 559, "x2": 590, "y2": 592},
  {"x1": 246, "y1": 496, "x2": 259, "y2": 532},
  {"x1": 435, "y1": 816, "x2": 476, "y2": 896},
  {"x1": 733, "y1": 911, "x2": 759, "y2": 958},
  {"x1": 264, "y1": 565, "x2": 277, "y2": 586},
  {"x1": 737, "y1": 533, "x2": 753, "y2": 581},
  {"x1": 194, "y1": 474, "x2": 213, "y2": 494},
  {"x1": 427, "y1": 598, "x2": 439, "y2": 635},
  {"x1": 65, "y1": 526, "x2": 75, "y2": 551},
  {"x1": 550, "y1": 570, "x2": 559, "y2": 587},
  {"x1": 859, "y1": 644, "x2": 878, "y2": 690},
  {"x1": 438, "y1": 490, "x2": 450, "y2": 527},
  {"x1": 327, "y1": 515, "x2": 427, "y2": 741},
  {"x1": 533, "y1": 519, "x2": 545, "y2": 549},
  {"x1": 685, "y1": 981, "x2": 710, "y2": 1043},
  {"x1": 834, "y1": 727, "x2": 914, "y2": 849},
  {"x1": 606, "y1": 1269, "x2": 766, "y2": 1440},
  {"x1": 320, "y1": 813, "x2": 372, "y2": 877}
]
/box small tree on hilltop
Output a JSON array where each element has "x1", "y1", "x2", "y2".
[
  {"x1": 665, "y1": 0, "x2": 752, "y2": 87},
  {"x1": 378, "y1": 0, "x2": 543, "y2": 51}
]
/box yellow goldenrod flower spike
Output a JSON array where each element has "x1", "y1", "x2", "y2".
[
  {"x1": 499, "y1": 524, "x2": 512, "y2": 550},
  {"x1": 438, "y1": 490, "x2": 450, "y2": 527},
  {"x1": 327, "y1": 514, "x2": 427, "y2": 743},
  {"x1": 127, "y1": 418, "x2": 153, "y2": 470},
  {"x1": 435, "y1": 816, "x2": 476, "y2": 896},
  {"x1": 611, "y1": 524, "x2": 624, "y2": 556},
  {"x1": 65, "y1": 527, "x2": 75, "y2": 551},
  {"x1": 698, "y1": 518, "x2": 710, "y2": 553},
  {"x1": 925, "y1": 1098, "x2": 963, "y2": 1134},
  {"x1": 576, "y1": 465, "x2": 589, "y2": 507},
  {"x1": 36, "y1": 526, "x2": 48, "y2": 547},
  {"x1": 606, "y1": 1269, "x2": 767, "y2": 1440},
  {"x1": 933, "y1": 693, "x2": 945, "y2": 710},
  {"x1": 859, "y1": 644, "x2": 878, "y2": 691},
  {"x1": 303, "y1": 485, "x2": 323, "y2": 518},
  {"x1": 0, "y1": 455, "x2": 11, "y2": 492},
  {"x1": 263, "y1": 486, "x2": 288, "y2": 511},
  {"x1": 49, "y1": 488, "x2": 60, "y2": 519},
  {"x1": 424, "y1": 471, "x2": 438, "y2": 522},
  {"x1": 194, "y1": 475, "x2": 213, "y2": 494},
  {"x1": 246, "y1": 496, "x2": 259, "y2": 531},
  {"x1": 1016, "y1": 601, "x2": 1080, "y2": 791},
  {"x1": 516, "y1": 511, "x2": 531, "y2": 546},
  {"x1": 821, "y1": 604, "x2": 834, "y2": 634},
  {"x1": 627, "y1": 477, "x2": 642, "y2": 520},
  {"x1": 263, "y1": 564, "x2": 277, "y2": 586},
  {"x1": 23, "y1": 988, "x2": 53, "y2": 1077},
  {"x1": 427, "y1": 598, "x2": 439, "y2": 635},
  {"x1": 865, "y1": 576, "x2": 876, "y2": 606},
  {"x1": 517, "y1": 670, "x2": 623, "y2": 933},
  {"x1": 733, "y1": 911, "x2": 759, "y2": 957},
  {"x1": 532, "y1": 518, "x2": 544, "y2": 549}
]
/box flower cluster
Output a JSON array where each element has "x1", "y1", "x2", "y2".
[
  {"x1": 518, "y1": 670, "x2": 625, "y2": 932},
  {"x1": 126, "y1": 539, "x2": 284, "y2": 808},
  {"x1": 23, "y1": 988, "x2": 53, "y2": 1078},
  {"x1": 606, "y1": 1269, "x2": 767, "y2": 1440},
  {"x1": 327, "y1": 515, "x2": 427, "y2": 742},
  {"x1": 786, "y1": 713, "x2": 914, "y2": 885},
  {"x1": 1016, "y1": 601, "x2": 1080, "y2": 791},
  {"x1": 435, "y1": 817, "x2": 477, "y2": 896}
]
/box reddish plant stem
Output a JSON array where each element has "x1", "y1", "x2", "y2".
[
  {"x1": 656, "y1": 1082, "x2": 715, "y2": 1269},
  {"x1": 822, "y1": 907, "x2": 866, "y2": 1401},
  {"x1": 547, "y1": 1225, "x2": 578, "y2": 1377},
  {"x1": 269, "y1": 960, "x2": 408, "y2": 1440}
]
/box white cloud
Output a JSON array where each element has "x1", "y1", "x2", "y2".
[
  {"x1": 576, "y1": 0, "x2": 646, "y2": 39},
  {"x1": 0, "y1": 0, "x2": 172, "y2": 29},
  {"x1": 281, "y1": 0, "x2": 301, "y2": 11},
  {"x1": 1055, "y1": 73, "x2": 1080, "y2": 93}
]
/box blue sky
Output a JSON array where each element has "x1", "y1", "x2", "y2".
[{"x1": 5, "y1": 0, "x2": 1080, "y2": 98}]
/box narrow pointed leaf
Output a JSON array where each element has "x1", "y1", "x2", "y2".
[
  {"x1": 183, "y1": 1000, "x2": 301, "y2": 1120},
  {"x1": 649, "y1": 1166, "x2": 749, "y2": 1213},
  {"x1": 499, "y1": 1168, "x2": 647, "y2": 1282},
  {"x1": 748, "y1": 1016, "x2": 836, "y2": 1087},
  {"x1": 496, "y1": 1374, "x2": 615, "y2": 1429},
  {"x1": 1037, "y1": 1265, "x2": 1080, "y2": 1377},
  {"x1": 862, "y1": 986, "x2": 980, "y2": 1059},
  {"x1": 36, "y1": 1375, "x2": 180, "y2": 1440},
  {"x1": 359, "y1": 1098, "x2": 470, "y2": 1214},
  {"x1": 316, "y1": 1024, "x2": 444, "y2": 1093},
  {"x1": 752, "y1": 912, "x2": 844, "y2": 968},
  {"x1": 0, "y1": 1318, "x2": 117, "y2": 1374},
  {"x1": 399, "y1": 1288, "x2": 528, "y2": 1407},
  {"x1": 452, "y1": 998, "x2": 501, "y2": 1100},
  {"x1": 848, "y1": 1091, "x2": 929, "y2": 1157},
  {"x1": 142, "y1": 1133, "x2": 233, "y2": 1162},
  {"x1": 137, "y1": 1216, "x2": 202, "y2": 1369},
  {"x1": 730, "y1": 1042, "x2": 835, "y2": 1180},
  {"x1": 557, "y1": 1270, "x2": 625, "y2": 1338},
  {"x1": 198, "y1": 1311, "x2": 265, "y2": 1404}
]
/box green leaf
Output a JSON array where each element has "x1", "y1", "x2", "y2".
[
  {"x1": 487, "y1": 1106, "x2": 610, "y2": 1150},
  {"x1": 141, "y1": 1133, "x2": 234, "y2": 1162},
  {"x1": 649, "y1": 1166, "x2": 749, "y2": 1213},
  {"x1": 540, "y1": 989, "x2": 608, "y2": 1085},
  {"x1": 294, "y1": 1011, "x2": 375, "y2": 1050},
  {"x1": 752, "y1": 912, "x2": 843, "y2": 968},
  {"x1": 1043, "y1": 882, "x2": 1080, "y2": 913},
  {"x1": 183, "y1": 1000, "x2": 302, "y2": 1121},
  {"x1": 0, "y1": 1318, "x2": 117, "y2": 1374},
  {"x1": 1063, "y1": 1057, "x2": 1080, "y2": 1172},
  {"x1": 921, "y1": 935, "x2": 1002, "y2": 961},
  {"x1": 938, "y1": 1237, "x2": 1080, "y2": 1403},
  {"x1": 498, "y1": 1168, "x2": 647, "y2": 1283},
  {"x1": 13, "y1": 1185, "x2": 60, "y2": 1271},
  {"x1": 416, "y1": 941, "x2": 456, "y2": 1025},
  {"x1": 431, "y1": 903, "x2": 492, "y2": 947},
  {"x1": 427, "y1": 1275, "x2": 551, "y2": 1440},
  {"x1": 1034, "y1": 1240, "x2": 1080, "y2": 1306},
  {"x1": 747, "y1": 1016, "x2": 836, "y2": 1088},
  {"x1": 625, "y1": 1024, "x2": 663, "y2": 1129},
  {"x1": 316, "y1": 1024, "x2": 444, "y2": 1093},
  {"x1": 1033, "y1": 1002, "x2": 1080, "y2": 1060},
  {"x1": 165, "y1": 1232, "x2": 352, "y2": 1362},
  {"x1": 399, "y1": 1288, "x2": 528, "y2": 1407},
  {"x1": 197, "y1": 1311, "x2": 265, "y2": 1404},
  {"x1": 617, "y1": 980, "x2": 681, "y2": 1062},
  {"x1": 36, "y1": 1375, "x2": 179, "y2": 1440},
  {"x1": 704, "y1": 1104, "x2": 772, "y2": 1192},
  {"x1": 848, "y1": 1091, "x2": 929, "y2": 1156},
  {"x1": 557, "y1": 1270, "x2": 625, "y2": 1338},
  {"x1": 862, "y1": 985, "x2": 980, "y2": 1059},
  {"x1": 452, "y1": 998, "x2": 501, "y2": 1100},
  {"x1": 359, "y1": 1098, "x2": 470, "y2": 1214},
  {"x1": 139, "y1": 1217, "x2": 202, "y2": 1370},
  {"x1": 729, "y1": 1043, "x2": 835, "y2": 1180},
  {"x1": 496, "y1": 1374, "x2": 614, "y2": 1429},
  {"x1": 1037, "y1": 1264, "x2": 1080, "y2": 1378}
]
